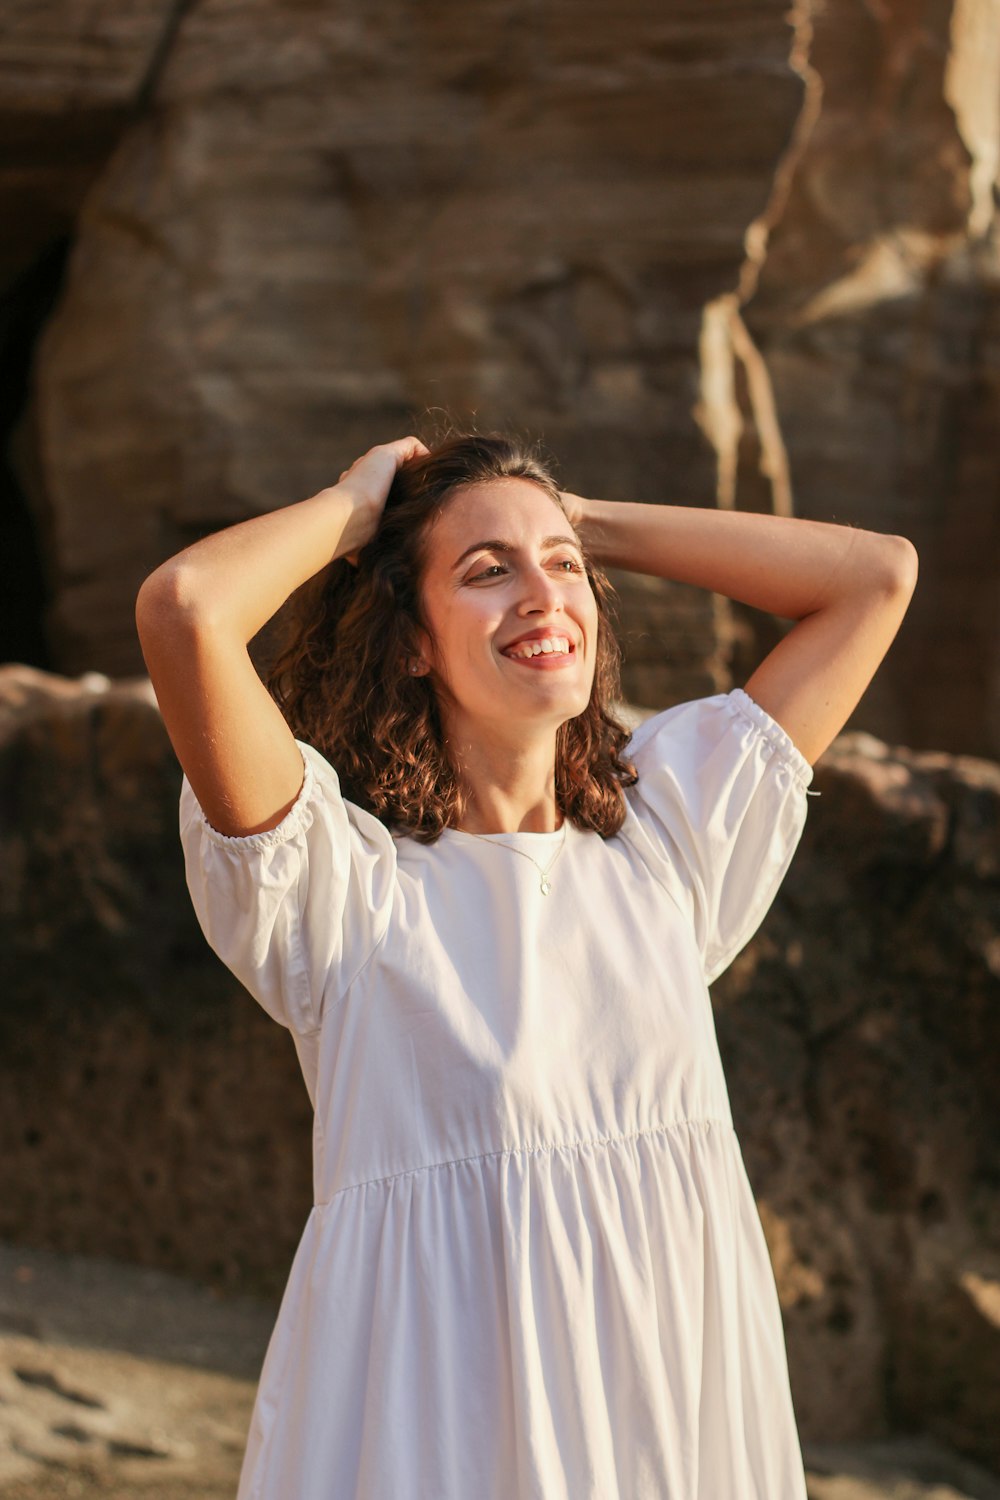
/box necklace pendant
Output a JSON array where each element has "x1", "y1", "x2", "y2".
[{"x1": 540, "y1": 878, "x2": 552, "y2": 895}]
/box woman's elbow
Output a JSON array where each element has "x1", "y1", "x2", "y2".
[
  {"x1": 885, "y1": 535, "x2": 919, "y2": 593},
  {"x1": 135, "y1": 562, "x2": 205, "y2": 638}
]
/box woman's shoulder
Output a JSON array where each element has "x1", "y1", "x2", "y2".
[{"x1": 622, "y1": 688, "x2": 814, "y2": 793}]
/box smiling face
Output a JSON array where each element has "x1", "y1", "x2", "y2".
[{"x1": 412, "y1": 477, "x2": 599, "y2": 745}]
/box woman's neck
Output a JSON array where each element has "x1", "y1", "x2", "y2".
[{"x1": 446, "y1": 720, "x2": 561, "y2": 835}]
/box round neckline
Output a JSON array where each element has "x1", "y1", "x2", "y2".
[{"x1": 441, "y1": 822, "x2": 568, "y2": 842}]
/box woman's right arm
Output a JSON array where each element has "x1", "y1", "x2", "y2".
[{"x1": 135, "y1": 436, "x2": 426, "y2": 837}]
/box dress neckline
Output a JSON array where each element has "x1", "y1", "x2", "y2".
[{"x1": 440, "y1": 822, "x2": 568, "y2": 842}]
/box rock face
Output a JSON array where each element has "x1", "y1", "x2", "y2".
[
  {"x1": 711, "y1": 724, "x2": 1000, "y2": 1464},
  {"x1": 8, "y1": 0, "x2": 807, "y2": 687},
  {"x1": 733, "y1": 0, "x2": 1000, "y2": 758},
  {"x1": 0, "y1": 665, "x2": 314, "y2": 1301},
  {"x1": 2, "y1": 666, "x2": 999, "y2": 1472},
  {"x1": 0, "y1": 0, "x2": 178, "y2": 286},
  {"x1": 3, "y1": 0, "x2": 996, "y2": 754}
]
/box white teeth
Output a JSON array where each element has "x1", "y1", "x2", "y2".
[{"x1": 505, "y1": 637, "x2": 572, "y2": 660}]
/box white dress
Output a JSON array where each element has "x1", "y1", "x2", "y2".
[{"x1": 179, "y1": 687, "x2": 817, "y2": 1500}]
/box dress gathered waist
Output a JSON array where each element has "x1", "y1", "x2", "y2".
[{"x1": 313, "y1": 1112, "x2": 737, "y2": 1207}]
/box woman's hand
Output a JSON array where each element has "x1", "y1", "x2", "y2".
[
  {"x1": 559, "y1": 490, "x2": 588, "y2": 530},
  {"x1": 335, "y1": 436, "x2": 431, "y2": 563}
]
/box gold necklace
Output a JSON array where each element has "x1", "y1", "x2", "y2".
[{"x1": 456, "y1": 820, "x2": 568, "y2": 895}]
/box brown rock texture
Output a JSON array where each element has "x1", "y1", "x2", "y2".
[
  {"x1": 730, "y1": 0, "x2": 1000, "y2": 758},
  {"x1": 0, "y1": 665, "x2": 315, "y2": 1301},
  {"x1": 0, "y1": 0, "x2": 180, "y2": 285},
  {"x1": 2, "y1": 666, "x2": 999, "y2": 1470},
  {"x1": 710, "y1": 722, "x2": 1000, "y2": 1465},
  {"x1": 2, "y1": 1, "x2": 997, "y2": 749},
  {"x1": 5, "y1": 0, "x2": 804, "y2": 684}
]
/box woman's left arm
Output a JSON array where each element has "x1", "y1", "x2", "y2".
[{"x1": 562, "y1": 492, "x2": 918, "y2": 769}]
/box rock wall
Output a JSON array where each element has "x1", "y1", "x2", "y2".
[
  {"x1": 0, "y1": 666, "x2": 310, "y2": 1298},
  {"x1": 715, "y1": 722, "x2": 1000, "y2": 1457},
  {"x1": 2, "y1": 667, "x2": 999, "y2": 1467},
  {"x1": 0, "y1": 0, "x2": 178, "y2": 286},
  {"x1": 2, "y1": 1, "x2": 996, "y2": 750},
  {"x1": 6, "y1": 0, "x2": 805, "y2": 695},
  {"x1": 731, "y1": 0, "x2": 1000, "y2": 757}
]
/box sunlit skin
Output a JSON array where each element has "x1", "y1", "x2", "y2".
[{"x1": 410, "y1": 478, "x2": 600, "y2": 835}]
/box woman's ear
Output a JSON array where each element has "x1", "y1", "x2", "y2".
[{"x1": 409, "y1": 623, "x2": 434, "y2": 671}]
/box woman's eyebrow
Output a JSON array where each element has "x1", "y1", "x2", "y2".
[{"x1": 451, "y1": 535, "x2": 583, "y2": 571}]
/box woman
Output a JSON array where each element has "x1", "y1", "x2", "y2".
[{"x1": 135, "y1": 429, "x2": 917, "y2": 1499}]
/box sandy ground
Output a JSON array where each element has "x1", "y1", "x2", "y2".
[
  {"x1": 0, "y1": 1241, "x2": 270, "y2": 1498},
  {"x1": 2, "y1": 1239, "x2": 1000, "y2": 1500}
]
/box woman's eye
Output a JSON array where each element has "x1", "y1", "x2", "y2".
[{"x1": 470, "y1": 559, "x2": 583, "y2": 581}]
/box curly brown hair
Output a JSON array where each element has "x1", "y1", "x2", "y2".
[{"x1": 265, "y1": 426, "x2": 639, "y2": 842}]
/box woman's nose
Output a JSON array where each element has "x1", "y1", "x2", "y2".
[{"x1": 519, "y1": 565, "x2": 565, "y2": 608}]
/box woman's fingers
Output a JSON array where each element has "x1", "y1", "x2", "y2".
[
  {"x1": 558, "y1": 490, "x2": 586, "y2": 528},
  {"x1": 339, "y1": 437, "x2": 427, "y2": 485},
  {"x1": 334, "y1": 436, "x2": 432, "y2": 527},
  {"x1": 378, "y1": 436, "x2": 431, "y2": 470}
]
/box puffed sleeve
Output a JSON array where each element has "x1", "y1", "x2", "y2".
[
  {"x1": 622, "y1": 687, "x2": 818, "y2": 987},
  {"x1": 178, "y1": 739, "x2": 397, "y2": 1035}
]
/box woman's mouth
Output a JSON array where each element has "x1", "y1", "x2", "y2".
[{"x1": 500, "y1": 639, "x2": 577, "y2": 670}]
